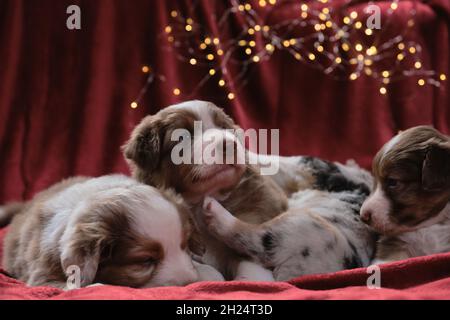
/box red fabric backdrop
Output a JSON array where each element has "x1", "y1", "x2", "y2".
[
  {"x1": 0, "y1": 0, "x2": 448, "y2": 203},
  {"x1": 0, "y1": 0, "x2": 450, "y2": 300}
]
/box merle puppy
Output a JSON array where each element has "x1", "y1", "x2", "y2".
[{"x1": 123, "y1": 100, "x2": 377, "y2": 280}]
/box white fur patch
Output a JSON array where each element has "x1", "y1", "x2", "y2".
[
  {"x1": 360, "y1": 186, "x2": 391, "y2": 229},
  {"x1": 382, "y1": 132, "x2": 402, "y2": 157}
]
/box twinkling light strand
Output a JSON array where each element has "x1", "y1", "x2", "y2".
[{"x1": 131, "y1": 0, "x2": 446, "y2": 107}]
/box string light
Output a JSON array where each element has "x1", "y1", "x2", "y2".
[
  {"x1": 130, "y1": 101, "x2": 138, "y2": 109},
  {"x1": 131, "y1": 0, "x2": 446, "y2": 104}
]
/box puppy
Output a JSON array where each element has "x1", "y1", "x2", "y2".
[
  {"x1": 1, "y1": 174, "x2": 223, "y2": 289},
  {"x1": 360, "y1": 126, "x2": 450, "y2": 263},
  {"x1": 201, "y1": 189, "x2": 375, "y2": 280},
  {"x1": 123, "y1": 100, "x2": 376, "y2": 280}
]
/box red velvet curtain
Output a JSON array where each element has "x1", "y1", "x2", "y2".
[{"x1": 0, "y1": 0, "x2": 448, "y2": 202}]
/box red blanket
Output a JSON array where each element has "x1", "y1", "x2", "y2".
[
  {"x1": 1, "y1": 227, "x2": 449, "y2": 300},
  {"x1": 1, "y1": 0, "x2": 449, "y2": 300}
]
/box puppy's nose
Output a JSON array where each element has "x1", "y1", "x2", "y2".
[{"x1": 360, "y1": 209, "x2": 372, "y2": 224}]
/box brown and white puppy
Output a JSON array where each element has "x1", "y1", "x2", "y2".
[
  {"x1": 1, "y1": 174, "x2": 223, "y2": 289},
  {"x1": 123, "y1": 100, "x2": 376, "y2": 280},
  {"x1": 360, "y1": 126, "x2": 450, "y2": 263},
  {"x1": 123, "y1": 100, "x2": 286, "y2": 280}
]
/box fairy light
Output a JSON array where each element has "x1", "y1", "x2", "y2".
[
  {"x1": 367, "y1": 46, "x2": 377, "y2": 56},
  {"x1": 132, "y1": 1, "x2": 445, "y2": 103},
  {"x1": 130, "y1": 101, "x2": 138, "y2": 109},
  {"x1": 265, "y1": 43, "x2": 275, "y2": 52}
]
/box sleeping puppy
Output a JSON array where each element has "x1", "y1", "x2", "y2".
[
  {"x1": 199, "y1": 160, "x2": 376, "y2": 280},
  {"x1": 123, "y1": 100, "x2": 376, "y2": 280},
  {"x1": 1, "y1": 174, "x2": 223, "y2": 289},
  {"x1": 360, "y1": 126, "x2": 450, "y2": 264}
]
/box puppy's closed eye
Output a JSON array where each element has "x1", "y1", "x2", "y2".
[{"x1": 385, "y1": 178, "x2": 400, "y2": 189}]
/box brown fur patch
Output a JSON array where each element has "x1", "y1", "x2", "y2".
[{"x1": 373, "y1": 126, "x2": 450, "y2": 227}]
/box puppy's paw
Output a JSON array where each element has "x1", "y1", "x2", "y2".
[
  {"x1": 193, "y1": 261, "x2": 225, "y2": 282},
  {"x1": 202, "y1": 197, "x2": 235, "y2": 236},
  {"x1": 85, "y1": 283, "x2": 105, "y2": 288}
]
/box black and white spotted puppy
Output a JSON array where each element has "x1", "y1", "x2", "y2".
[{"x1": 199, "y1": 156, "x2": 377, "y2": 281}]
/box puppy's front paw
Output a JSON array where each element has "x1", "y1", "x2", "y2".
[
  {"x1": 202, "y1": 197, "x2": 235, "y2": 237},
  {"x1": 85, "y1": 283, "x2": 105, "y2": 288}
]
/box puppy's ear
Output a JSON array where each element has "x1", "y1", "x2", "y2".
[
  {"x1": 60, "y1": 224, "x2": 105, "y2": 287},
  {"x1": 122, "y1": 116, "x2": 162, "y2": 171},
  {"x1": 422, "y1": 142, "x2": 450, "y2": 191},
  {"x1": 60, "y1": 208, "x2": 126, "y2": 287}
]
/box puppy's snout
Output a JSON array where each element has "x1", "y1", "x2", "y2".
[{"x1": 360, "y1": 209, "x2": 372, "y2": 224}]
